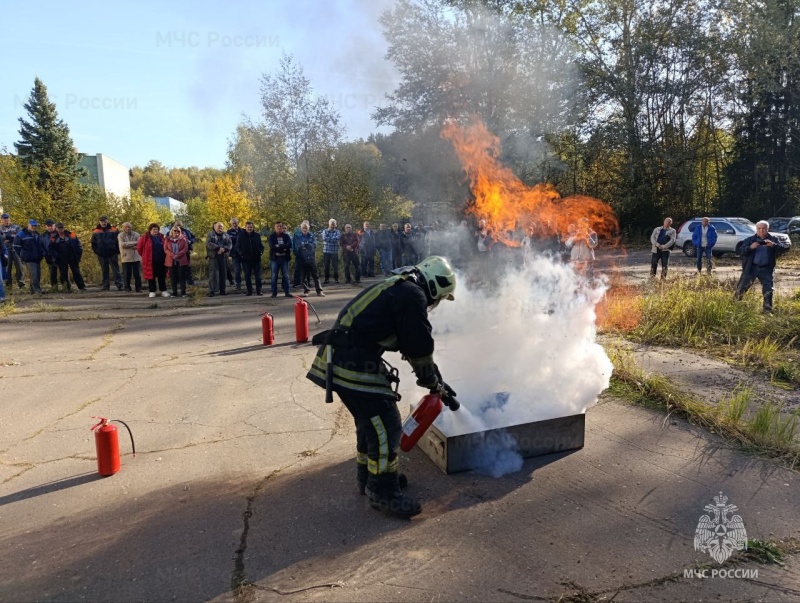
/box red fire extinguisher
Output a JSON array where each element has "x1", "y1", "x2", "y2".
[
  {"x1": 295, "y1": 297, "x2": 309, "y2": 343},
  {"x1": 400, "y1": 393, "x2": 444, "y2": 452},
  {"x1": 91, "y1": 416, "x2": 136, "y2": 477},
  {"x1": 262, "y1": 312, "x2": 274, "y2": 345}
]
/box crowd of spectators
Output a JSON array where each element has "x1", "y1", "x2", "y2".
[
  {"x1": 0, "y1": 212, "x2": 602, "y2": 302},
  {"x1": 3, "y1": 210, "x2": 791, "y2": 311}
]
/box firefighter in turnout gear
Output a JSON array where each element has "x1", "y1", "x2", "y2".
[{"x1": 306, "y1": 256, "x2": 457, "y2": 518}]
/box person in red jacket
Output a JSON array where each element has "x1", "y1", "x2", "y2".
[
  {"x1": 164, "y1": 226, "x2": 190, "y2": 297},
  {"x1": 137, "y1": 223, "x2": 169, "y2": 297},
  {"x1": 340, "y1": 223, "x2": 361, "y2": 285}
]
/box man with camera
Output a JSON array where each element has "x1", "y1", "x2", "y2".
[{"x1": 734, "y1": 220, "x2": 788, "y2": 312}]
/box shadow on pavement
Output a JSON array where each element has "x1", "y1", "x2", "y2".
[
  {"x1": 0, "y1": 449, "x2": 546, "y2": 602},
  {"x1": 0, "y1": 472, "x2": 102, "y2": 507}
]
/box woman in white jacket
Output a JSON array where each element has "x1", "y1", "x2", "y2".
[{"x1": 565, "y1": 218, "x2": 598, "y2": 277}]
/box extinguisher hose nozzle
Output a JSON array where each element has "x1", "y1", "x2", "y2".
[
  {"x1": 112, "y1": 419, "x2": 136, "y2": 457},
  {"x1": 303, "y1": 300, "x2": 322, "y2": 325}
]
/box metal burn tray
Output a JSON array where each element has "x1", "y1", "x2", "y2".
[{"x1": 416, "y1": 413, "x2": 585, "y2": 474}]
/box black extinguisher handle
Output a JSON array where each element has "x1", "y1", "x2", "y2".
[{"x1": 112, "y1": 419, "x2": 136, "y2": 457}]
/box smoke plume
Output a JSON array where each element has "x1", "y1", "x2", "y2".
[{"x1": 391, "y1": 255, "x2": 611, "y2": 476}]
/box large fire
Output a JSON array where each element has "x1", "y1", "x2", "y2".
[{"x1": 442, "y1": 117, "x2": 619, "y2": 245}]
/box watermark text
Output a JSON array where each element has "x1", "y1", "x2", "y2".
[
  {"x1": 156, "y1": 31, "x2": 279, "y2": 48},
  {"x1": 683, "y1": 568, "x2": 759, "y2": 579}
]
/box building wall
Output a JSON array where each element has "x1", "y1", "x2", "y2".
[
  {"x1": 96, "y1": 154, "x2": 131, "y2": 199},
  {"x1": 79, "y1": 153, "x2": 130, "y2": 199},
  {"x1": 153, "y1": 197, "x2": 187, "y2": 216}
]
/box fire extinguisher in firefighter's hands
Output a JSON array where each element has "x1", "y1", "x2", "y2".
[
  {"x1": 91, "y1": 416, "x2": 136, "y2": 477},
  {"x1": 400, "y1": 383, "x2": 459, "y2": 452}
]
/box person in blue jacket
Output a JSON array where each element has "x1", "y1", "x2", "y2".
[
  {"x1": 0, "y1": 242, "x2": 8, "y2": 303},
  {"x1": 13, "y1": 219, "x2": 46, "y2": 294},
  {"x1": 691, "y1": 217, "x2": 718, "y2": 274}
]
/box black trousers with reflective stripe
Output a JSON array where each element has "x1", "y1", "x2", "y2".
[{"x1": 337, "y1": 389, "x2": 401, "y2": 476}]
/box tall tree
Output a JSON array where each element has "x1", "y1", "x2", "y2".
[
  {"x1": 227, "y1": 119, "x2": 297, "y2": 222},
  {"x1": 376, "y1": 0, "x2": 578, "y2": 140},
  {"x1": 206, "y1": 174, "x2": 254, "y2": 225},
  {"x1": 723, "y1": 0, "x2": 800, "y2": 219},
  {"x1": 259, "y1": 53, "x2": 344, "y2": 168},
  {"x1": 15, "y1": 77, "x2": 83, "y2": 200},
  {"x1": 573, "y1": 0, "x2": 730, "y2": 226},
  {"x1": 306, "y1": 141, "x2": 414, "y2": 225},
  {"x1": 374, "y1": 0, "x2": 583, "y2": 219}
]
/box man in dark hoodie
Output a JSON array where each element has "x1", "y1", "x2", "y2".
[
  {"x1": 47, "y1": 222, "x2": 86, "y2": 291},
  {"x1": 236, "y1": 220, "x2": 265, "y2": 296},
  {"x1": 91, "y1": 215, "x2": 123, "y2": 291},
  {"x1": 41, "y1": 219, "x2": 59, "y2": 291}
]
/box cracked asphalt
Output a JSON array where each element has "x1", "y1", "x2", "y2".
[{"x1": 1, "y1": 277, "x2": 799, "y2": 602}]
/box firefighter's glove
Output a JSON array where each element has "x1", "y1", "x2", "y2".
[
  {"x1": 439, "y1": 381, "x2": 457, "y2": 399},
  {"x1": 413, "y1": 360, "x2": 440, "y2": 390},
  {"x1": 436, "y1": 381, "x2": 459, "y2": 410},
  {"x1": 415, "y1": 374, "x2": 439, "y2": 390}
]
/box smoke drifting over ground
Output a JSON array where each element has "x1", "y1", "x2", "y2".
[{"x1": 391, "y1": 254, "x2": 611, "y2": 476}]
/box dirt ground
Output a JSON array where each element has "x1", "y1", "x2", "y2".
[{"x1": 1, "y1": 266, "x2": 799, "y2": 602}]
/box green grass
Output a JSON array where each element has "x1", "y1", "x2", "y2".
[
  {"x1": 637, "y1": 279, "x2": 764, "y2": 346},
  {"x1": 739, "y1": 538, "x2": 800, "y2": 565},
  {"x1": 609, "y1": 350, "x2": 800, "y2": 467},
  {"x1": 611, "y1": 278, "x2": 800, "y2": 385}
]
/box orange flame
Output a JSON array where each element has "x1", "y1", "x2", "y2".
[{"x1": 442, "y1": 117, "x2": 619, "y2": 244}]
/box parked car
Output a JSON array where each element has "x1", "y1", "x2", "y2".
[
  {"x1": 768, "y1": 216, "x2": 800, "y2": 235},
  {"x1": 674, "y1": 217, "x2": 792, "y2": 258}
]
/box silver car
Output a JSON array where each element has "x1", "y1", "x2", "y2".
[{"x1": 674, "y1": 217, "x2": 792, "y2": 257}]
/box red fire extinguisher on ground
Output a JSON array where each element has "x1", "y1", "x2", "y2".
[
  {"x1": 400, "y1": 389, "x2": 460, "y2": 452},
  {"x1": 91, "y1": 416, "x2": 136, "y2": 476},
  {"x1": 295, "y1": 297, "x2": 309, "y2": 343},
  {"x1": 262, "y1": 312, "x2": 274, "y2": 345}
]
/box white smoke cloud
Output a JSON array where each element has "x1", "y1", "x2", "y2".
[{"x1": 391, "y1": 254, "x2": 612, "y2": 476}]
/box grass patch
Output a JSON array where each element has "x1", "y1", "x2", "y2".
[
  {"x1": 600, "y1": 278, "x2": 800, "y2": 385},
  {"x1": 17, "y1": 301, "x2": 67, "y2": 313},
  {"x1": 0, "y1": 301, "x2": 17, "y2": 317},
  {"x1": 609, "y1": 350, "x2": 800, "y2": 467},
  {"x1": 779, "y1": 239, "x2": 800, "y2": 268},
  {"x1": 185, "y1": 285, "x2": 206, "y2": 307},
  {"x1": 738, "y1": 537, "x2": 800, "y2": 566}
]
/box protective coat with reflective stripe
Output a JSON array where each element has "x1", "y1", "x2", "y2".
[{"x1": 306, "y1": 276, "x2": 435, "y2": 398}]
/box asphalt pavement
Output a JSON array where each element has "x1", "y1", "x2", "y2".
[{"x1": 1, "y1": 279, "x2": 799, "y2": 602}]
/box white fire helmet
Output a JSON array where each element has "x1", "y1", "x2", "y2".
[{"x1": 415, "y1": 256, "x2": 456, "y2": 308}]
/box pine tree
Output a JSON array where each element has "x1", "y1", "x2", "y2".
[{"x1": 15, "y1": 77, "x2": 83, "y2": 198}]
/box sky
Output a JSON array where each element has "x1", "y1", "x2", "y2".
[{"x1": 0, "y1": 0, "x2": 399, "y2": 170}]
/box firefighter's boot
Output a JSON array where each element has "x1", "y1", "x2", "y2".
[
  {"x1": 358, "y1": 464, "x2": 407, "y2": 495},
  {"x1": 357, "y1": 462, "x2": 368, "y2": 495},
  {"x1": 366, "y1": 473, "x2": 420, "y2": 518}
]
